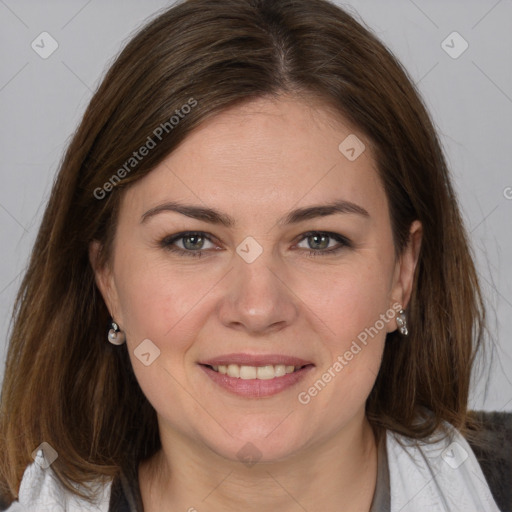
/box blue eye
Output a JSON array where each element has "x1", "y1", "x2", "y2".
[
  {"x1": 159, "y1": 231, "x2": 351, "y2": 258},
  {"x1": 160, "y1": 232, "x2": 217, "y2": 257},
  {"x1": 296, "y1": 231, "x2": 351, "y2": 257}
]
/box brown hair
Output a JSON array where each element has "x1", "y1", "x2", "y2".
[{"x1": 0, "y1": 0, "x2": 486, "y2": 504}]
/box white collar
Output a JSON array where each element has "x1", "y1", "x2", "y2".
[
  {"x1": 8, "y1": 450, "x2": 111, "y2": 511},
  {"x1": 6, "y1": 423, "x2": 500, "y2": 511},
  {"x1": 387, "y1": 422, "x2": 500, "y2": 511}
]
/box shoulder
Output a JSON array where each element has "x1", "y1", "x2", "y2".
[
  {"x1": 385, "y1": 421, "x2": 501, "y2": 512},
  {"x1": 2, "y1": 450, "x2": 112, "y2": 512}
]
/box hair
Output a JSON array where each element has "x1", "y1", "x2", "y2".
[{"x1": 0, "y1": 0, "x2": 486, "y2": 505}]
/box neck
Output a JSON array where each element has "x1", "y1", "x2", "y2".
[{"x1": 139, "y1": 414, "x2": 379, "y2": 512}]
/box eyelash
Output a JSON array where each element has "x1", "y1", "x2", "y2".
[{"x1": 159, "y1": 231, "x2": 352, "y2": 258}]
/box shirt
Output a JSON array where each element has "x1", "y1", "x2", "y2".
[{"x1": 2, "y1": 421, "x2": 501, "y2": 511}]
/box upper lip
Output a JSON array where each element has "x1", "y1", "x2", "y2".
[{"x1": 199, "y1": 353, "x2": 314, "y2": 367}]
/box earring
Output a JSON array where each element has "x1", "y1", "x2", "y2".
[
  {"x1": 396, "y1": 309, "x2": 408, "y2": 336},
  {"x1": 108, "y1": 320, "x2": 126, "y2": 345}
]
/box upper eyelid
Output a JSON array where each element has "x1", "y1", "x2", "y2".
[
  {"x1": 163, "y1": 231, "x2": 218, "y2": 244},
  {"x1": 296, "y1": 232, "x2": 348, "y2": 245}
]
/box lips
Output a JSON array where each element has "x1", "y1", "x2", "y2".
[{"x1": 198, "y1": 353, "x2": 315, "y2": 397}]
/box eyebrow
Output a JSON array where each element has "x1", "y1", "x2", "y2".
[{"x1": 140, "y1": 199, "x2": 369, "y2": 226}]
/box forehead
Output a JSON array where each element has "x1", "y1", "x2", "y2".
[{"x1": 121, "y1": 96, "x2": 386, "y2": 221}]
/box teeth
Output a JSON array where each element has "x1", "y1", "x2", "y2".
[
  {"x1": 227, "y1": 364, "x2": 239, "y2": 378},
  {"x1": 257, "y1": 365, "x2": 276, "y2": 380},
  {"x1": 240, "y1": 365, "x2": 257, "y2": 379},
  {"x1": 211, "y1": 364, "x2": 300, "y2": 379}
]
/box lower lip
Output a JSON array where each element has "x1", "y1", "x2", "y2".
[{"x1": 199, "y1": 364, "x2": 315, "y2": 398}]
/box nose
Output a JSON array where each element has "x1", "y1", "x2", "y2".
[{"x1": 217, "y1": 254, "x2": 299, "y2": 335}]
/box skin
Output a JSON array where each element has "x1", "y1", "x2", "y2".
[{"x1": 90, "y1": 95, "x2": 422, "y2": 511}]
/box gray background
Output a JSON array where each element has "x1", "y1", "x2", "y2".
[{"x1": 0, "y1": 0, "x2": 511, "y2": 411}]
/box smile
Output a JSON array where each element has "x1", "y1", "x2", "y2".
[{"x1": 199, "y1": 356, "x2": 315, "y2": 398}]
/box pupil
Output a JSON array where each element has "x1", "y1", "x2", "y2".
[
  {"x1": 184, "y1": 234, "x2": 203, "y2": 250},
  {"x1": 310, "y1": 234, "x2": 328, "y2": 250}
]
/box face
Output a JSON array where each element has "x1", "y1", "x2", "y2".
[{"x1": 92, "y1": 95, "x2": 421, "y2": 463}]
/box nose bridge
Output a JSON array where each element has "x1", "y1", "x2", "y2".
[{"x1": 218, "y1": 243, "x2": 297, "y2": 333}]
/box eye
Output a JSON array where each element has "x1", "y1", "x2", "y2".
[
  {"x1": 160, "y1": 231, "x2": 218, "y2": 257},
  {"x1": 295, "y1": 231, "x2": 351, "y2": 256},
  {"x1": 159, "y1": 230, "x2": 351, "y2": 258}
]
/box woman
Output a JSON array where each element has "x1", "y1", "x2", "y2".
[{"x1": 0, "y1": 0, "x2": 501, "y2": 510}]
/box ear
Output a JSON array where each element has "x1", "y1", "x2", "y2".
[
  {"x1": 390, "y1": 220, "x2": 422, "y2": 312},
  {"x1": 89, "y1": 240, "x2": 122, "y2": 324}
]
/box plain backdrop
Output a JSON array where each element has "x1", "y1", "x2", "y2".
[{"x1": 0, "y1": 0, "x2": 511, "y2": 411}]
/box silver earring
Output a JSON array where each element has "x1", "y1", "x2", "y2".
[
  {"x1": 396, "y1": 309, "x2": 408, "y2": 336},
  {"x1": 108, "y1": 320, "x2": 126, "y2": 345}
]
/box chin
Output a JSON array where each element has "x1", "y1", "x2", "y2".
[{"x1": 201, "y1": 423, "x2": 308, "y2": 465}]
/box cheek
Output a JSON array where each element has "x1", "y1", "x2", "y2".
[
  {"x1": 113, "y1": 258, "x2": 212, "y2": 421},
  {"x1": 297, "y1": 258, "x2": 394, "y2": 343},
  {"x1": 294, "y1": 259, "x2": 393, "y2": 400},
  {"x1": 114, "y1": 251, "x2": 212, "y2": 340}
]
